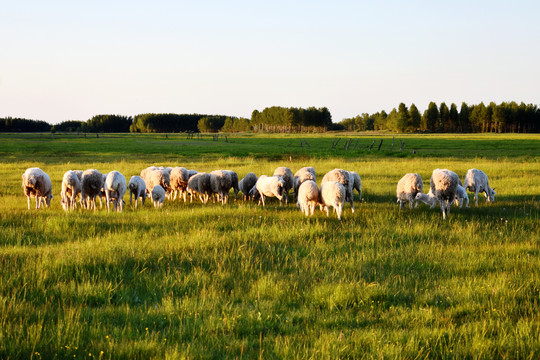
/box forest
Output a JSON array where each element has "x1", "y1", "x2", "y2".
[{"x1": 1, "y1": 101, "x2": 538, "y2": 133}]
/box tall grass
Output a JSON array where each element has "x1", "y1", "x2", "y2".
[{"x1": 0, "y1": 133, "x2": 539, "y2": 359}]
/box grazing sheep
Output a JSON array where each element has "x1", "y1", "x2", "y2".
[
  {"x1": 145, "y1": 169, "x2": 171, "y2": 197},
  {"x1": 169, "y1": 167, "x2": 190, "y2": 201},
  {"x1": 464, "y1": 168, "x2": 496, "y2": 205},
  {"x1": 415, "y1": 190, "x2": 438, "y2": 209},
  {"x1": 239, "y1": 172, "x2": 258, "y2": 201},
  {"x1": 396, "y1": 173, "x2": 423, "y2": 209},
  {"x1": 319, "y1": 181, "x2": 346, "y2": 220},
  {"x1": 350, "y1": 171, "x2": 362, "y2": 201},
  {"x1": 273, "y1": 167, "x2": 294, "y2": 204},
  {"x1": 454, "y1": 184, "x2": 469, "y2": 209},
  {"x1": 128, "y1": 175, "x2": 147, "y2": 208},
  {"x1": 61, "y1": 170, "x2": 82, "y2": 211},
  {"x1": 81, "y1": 169, "x2": 103, "y2": 210},
  {"x1": 297, "y1": 180, "x2": 320, "y2": 216},
  {"x1": 151, "y1": 185, "x2": 165, "y2": 208},
  {"x1": 104, "y1": 171, "x2": 127, "y2": 212},
  {"x1": 254, "y1": 175, "x2": 285, "y2": 206},
  {"x1": 224, "y1": 170, "x2": 239, "y2": 198},
  {"x1": 187, "y1": 169, "x2": 199, "y2": 178},
  {"x1": 187, "y1": 172, "x2": 213, "y2": 203},
  {"x1": 22, "y1": 167, "x2": 53, "y2": 210},
  {"x1": 293, "y1": 167, "x2": 316, "y2": 200},
  {"x1": 321, "y1": 169, "x2": 354, "y2": 213},
  {"x1": 430, "y1": 168, "x2": 460, "y2": 220},
  {"x1": 210, "y1": 170, "x2": 235, "y2": 205}
]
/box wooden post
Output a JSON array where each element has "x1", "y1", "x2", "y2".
[
  {"x1": 368, "y1": 140, "x2": 375, "y2": 150},
  {"x1": 353, "y1": 139, "x2": 359, "y2": 150},
  {"x1": 345, "y1": 139, "x2": 351, "y2": 151},
  {"x1": 378, "y1": 139, "x2": 383, "y2": 151},
  {"x1": 400, "y1": 140, "x2": 405, "y2": 151}
]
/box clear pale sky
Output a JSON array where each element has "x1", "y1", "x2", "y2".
[{"x1": 1, "y1": 0, "x2": 539, "y2": 124}]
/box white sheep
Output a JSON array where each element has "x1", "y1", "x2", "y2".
[
  {"x1": 187, "y1": 172, "x2": 213, "y2": 203},
  {"x1": 297, "y1": 180, "x2": 320, "y2": 216},
  {"x1": 145, "y1": 169, "x2": 171, "y2": 197},
  {"x1": 396, "y1": 173, "x2": 423, "y2": 209},
  {"x1": 273, "y1": 167, "x2": 294, "y2": 204},
  {"x1": 293, "y1": 167, "x2": 316, "y2": 200},
  {"x1": 454, "y1": 184, "x2": 469, "y2": 209},
  {"x1": 104, "y1": 171, "x2": 127, "y2": 212},
  {"x1": 464, "y1": 168, "x2": 496, "y2": 205},
  {"x1": 415, "y1": 190, "x2": 438, "y2": 209},
  {"x1": 151, "y1": 185, "x2": 165, "y2": 208},
  {"x1": 239, "y1": 172, "x2": 258, "y2": 201},
  {"x1": 210, "y1": 170, "x2": 235, "y2": 205},
  {"x1": 350, "y1": 171, "x2": 362, "y2": 201},
  {"x1": 128, "y1": 175, "x2": 147, "y2": 208},
  {"x1": 430, "y1": 168, "x2": 460, "y2": 220},
  {"x1": 22, "y1": 167, "x2": 53, "y2": 210},
  {"x1": 321, "y1": 169, "x2": 354, "y2": 213},
  {"x1": 61, "y1": 170, "x2": 82, "y2": 211},
  {"x1": 81, "y1": 169, "x2": 104, "y2": 210},
  {"x1": 254, "y1": 175, "x2": 285, "y2": 206},
  {"x1": 319, "y1": 181, "x2": 346, "y2": 220},
  {"x1": 169, "y1": 167, "x2": 190, "y2": 202}
]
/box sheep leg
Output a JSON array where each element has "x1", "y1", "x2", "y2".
[
  {"x1": 474, "y1": 189, "x2": 479, "y2": 206},
  {"x1": 336, "y1": 204, "x2": 343, "y2": 220},
  {"x1": 27, "y1": 196, "x2": 31, "y2": 210}
]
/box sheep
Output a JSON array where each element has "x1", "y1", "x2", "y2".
[
  {"x1": 151, "y1": 185, "x2": 165, "y2": 208},
  {"x1": 321, "y1": 168, "x2": 354, "y2": 213},
  {"x1": 396, "y1": 173, "x2": 423, "y2": 209},
  {"x1": 169, "y1": 167, "x2": 190, "y2": 201},
  {"x1": 415, "y1": 190, "x2": 438, "y2": 209},
  {"x1": 350, "y1": 171, "x2": 362, "y2": 201},
  {"x1": 81, "y1": 169, "x2": 103, "y2": 210},
  {"x1": 319, "y1": 181, "x2": 346, "y2": 220},
  {"x1": 254, "y1": 175, "x2": 285, "y2": 206},
  {"x1": 128, "y1": 175, "x2": 147, "y2": 208},
  {"x1": 22, "y1": 167, "x2": 53, "y2": 210},
  {"x1": 273, "y1": 167, "x2": 294, "y2": 204},
  {"x1": 224, "y1": 170, "x2": 239, "y2": 198},
  {"x1": 61, "y1": 170, "x2": 82, "y2": 211},
  {"x1": 454, "y1": 184, "x2": 469, "y2": 209},
  {"x1": 293, "y1": 167, "x2": 316, "y2": 200},
  {"x1": 145, "y1": 168, "x2": 171, "y2": 197},
  {"x1": 297, "y1": 180, "x2": 320, "y2": 216},
  {"x1": 238, "y1": 172, "x2": 258, "y2": 201},
  {"x1": 187, "y1": 172, "x2": 213, "y2": 204},
  {"x1": 464, "y1": 168, "x2": 496, "y2": 205},
  {"x1": 104, "y1": 171, "x2": 127, "y2": 212},
  {"x1": 430, "y1": 168, "x2": 460, "y2": 220},
  {"x1": 210, "y1": 170, "x2": 235, "y2": 205}
]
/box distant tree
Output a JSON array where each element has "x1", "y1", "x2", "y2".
[
  {"x1": 422, "y1": 102, "x2": 439, "y2": 132},
  {"x1": 198, "y1": 116, "x2": 227, "y2": 133},
  {"x1": 394, "y1": 103, "x2": 410, "y2": 132},
  {"x1": 0, "y1": 117, "x2": 51, "y2": 132},
  {"x1": 86, "y1": 114, "x2": 132, "y2": 133},
  {"x1": 459, "y1": 103, "x2": 471, "y2": 132},
  {"x1": 52, "y1": 120, "x2": 86, "y2": 133},
  {"x1": 439, "y1": 103, "x2": 450, "y2": 132},
  {"x1": 408, "y1": 104, "x2": 421, "y2": 132},
  {"x1": 449, "y1": 103, "x2": 459, "y2": 132}
]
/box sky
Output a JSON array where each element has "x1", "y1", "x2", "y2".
[{"x1": 1, "y1": 0, "x2": 539, "y2": 124}]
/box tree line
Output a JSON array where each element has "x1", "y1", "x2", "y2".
[
  {"x1": 251, "y1": 106, "x2": 333, "y2": 133},
  {"x1": 339, "y1": 101, "x2": 540, "y2": 133},
  {"x1": 2, "y1": 102, "x2": 539, "y2": 133}
]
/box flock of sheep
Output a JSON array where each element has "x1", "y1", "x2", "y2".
[{"x1": 21, "y1": 165, "x2": 496, "y2": 220}]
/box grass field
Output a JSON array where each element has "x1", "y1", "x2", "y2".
[{"x1": 0, "y1": 133, "x2": 539, "y2": 359}]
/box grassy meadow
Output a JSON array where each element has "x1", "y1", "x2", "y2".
[{"x1": 0, "y1": 132, "x2": 539, "y2": 359}]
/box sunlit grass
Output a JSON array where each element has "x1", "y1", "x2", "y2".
[{"x1": 0, "y1": 133, "x2": 539, "y2": 358}]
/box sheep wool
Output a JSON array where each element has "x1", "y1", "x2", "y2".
[
  {"x1": 169, "y1": 167, "x2": 190, "y2": 202},
  {"x1": 105, "y1": 171, "x2": 127, "y2": 212},
  {"x1": 396, "y1": 173, "x2": 423, "y2": 209},
  {"x1": 187, "y1": 172, "x2": 213, "y2": 203},
  {"x1": 293, "y1": 167, "x2": 316, "y2": 200},
  {"x1": 430, "y1": 168, "x2": 460, "y2": 220},
  {"x1": 454, "y1": 184, "x2": 470, "y2": 209},
  {"x1": 273, "y1": 167, "x2": 294, "y2": 204},
  {"x1": 81, "y1": 169, "x2": 104, "y2": 210},
  {"x1": 239, "y1": 172, "x2": 258, "y2": 201},
  {"x1": 128, "y1": 175, "x2": 147, "y2": 208},
  {"x1": 319, "y1": 181, "x2": 346, "y2": 220},
  {"x1": 297, "y1": 180, "x2": 320, "y2": 216},
  {"x1": 61, "y1": 170, "x2": 82, "y2": 211},
  {"x1": 464, "y1": 168, "x2": 496, "y2": 205},
  {"x1": 255, "y1": 175, "x2": 285, "y2": 206},
  {"x1": 321, "y1": 168, "x2": 354, "y2": 213},
  {"x1": 22, "y1": 167, "x2": 53, "y2": 210},
  {"x1": 151, "y1": 185, "x2": 166, "y2": 208}
]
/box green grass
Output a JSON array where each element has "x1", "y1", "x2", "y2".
[{"x1": 0, "y1": 133, "x2": 539, "y2": 359}]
